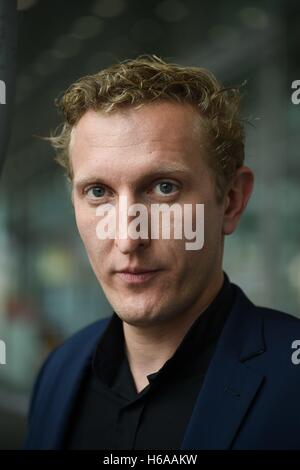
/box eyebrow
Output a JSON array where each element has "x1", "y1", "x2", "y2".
[{"x1": 73, "y1": 163, "x2": 193, "y2": 189}]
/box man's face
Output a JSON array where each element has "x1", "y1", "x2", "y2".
[{"x1": 71, "y1": 102, "x2": 226, "y2": 327}]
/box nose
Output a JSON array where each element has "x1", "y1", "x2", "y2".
[{"x1": 114, "y1": 194, "x2": 151, "y2": 254}]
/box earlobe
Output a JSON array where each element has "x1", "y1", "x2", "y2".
[{"x1": 222, "y1": 166, "x2": 254, "y2": 236}]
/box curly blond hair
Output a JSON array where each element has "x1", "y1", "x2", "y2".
[{"x1": 49, "y1": 55, "x2": 245, "y2": 202}]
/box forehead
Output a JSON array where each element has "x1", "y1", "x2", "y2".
[{"x1": 70, "y1": 102, "x2": 209, "y2": 182}]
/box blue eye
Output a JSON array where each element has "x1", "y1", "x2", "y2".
[
  {"x1": 86, "y1": 186, "x2": 106, "y2": 198},
  {"x1": 153, "y1": 181, "x2": 178, "y2": 196}
]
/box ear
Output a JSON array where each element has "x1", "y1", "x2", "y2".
[{"x1": 222, "y1": 166, "x2": 254, "y2": 235}]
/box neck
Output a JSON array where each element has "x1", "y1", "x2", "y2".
[{"x1": 123, "y1": 270, "x2": 224, "y2": 393}]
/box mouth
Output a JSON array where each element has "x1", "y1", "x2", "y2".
[{"x1": 115, "y1": 270, "x2": 161, "y2": 284}]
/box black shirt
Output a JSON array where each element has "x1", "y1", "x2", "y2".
[{"x1": 64, "y1": 272, "x2": 235, "y2": 450}]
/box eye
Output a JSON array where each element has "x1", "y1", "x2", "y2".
[
  {"x1": 152, "y1": 181, "x2": 179, "y2": 196},
  {"x1": 85, "y1": 186, "x2": 107, "y2": 199}
]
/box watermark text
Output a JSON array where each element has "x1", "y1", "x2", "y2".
[
  {"x1": 291, "y1": 80, "x2": 300, "y2": 105},
  {"x1": 0, "y1": 340, "x2": 6, "y2": 365},
  {"x1": 0, "y1": 79, "x2": 6, "y2": 104},
  {"x1": 95, "y1": 197, "x2": 205, "y2": 250}
]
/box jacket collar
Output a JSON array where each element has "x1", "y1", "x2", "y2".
[{"x1": 180, "y1": 283, "x2": 266, "y2": 450}]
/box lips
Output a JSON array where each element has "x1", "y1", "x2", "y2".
[
  {"x1": 117, "y1": 267, "x2": 159, "y2": 274},
  {"x1": 115, "y1": 269, "x2": 161, "y2": 284}
]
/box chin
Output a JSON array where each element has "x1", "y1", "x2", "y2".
[
  {"x1": 122, "y1": 316, "x2": 153, "y2": 328},
  {"x1": 117, "y1": 309, "x2": 155, "y2": 326},
  {"x1": 117, "y1": 303, "x2": 176, "y2": 328}
]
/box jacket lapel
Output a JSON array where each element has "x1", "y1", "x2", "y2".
[{"x1": 180, "y1": 285, "x2": 266, "y2": 450}]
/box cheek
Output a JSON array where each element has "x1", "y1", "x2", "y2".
[
  {"x1": 161, "y1": 238, "x2": 195, "y2": 274},
  {"x1": 203, "y1": 202, "x2": 223, "y2": 244},
  {"x1": 74, "y1": 204, "x2": 100, "y2": 252}
]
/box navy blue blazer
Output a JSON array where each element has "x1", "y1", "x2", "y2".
[{"x1": 24, "y1": 284, "x2": 300, "y2": 449}]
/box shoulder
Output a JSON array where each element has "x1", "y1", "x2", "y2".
[
  {"x1": 57, "y1": 317, "x2": 111, "y2": 351},
  {"x1": 30, "y1": 317, "x2": 111, "y2": 406},
  {"x1": 232, "y1": 283, "x2": 300, "y2": 359},
  {"x1": 233, "y1": 282, "x2": 300, "y2": 329},
  {"x1": 255, "y1": 304, "x2": 300, "y2": 349},
  {"x1": 251, "y1": 301, "x2": 300, "y2": 335},
  {"x1": 23, "y1": 317, "x2": 112, "y2": 448},
  {"x1": 257, "y1": 305, "x2": 300, "y2": 325},
  {"x1": 26, "y1": 317, "x2": 111, "y2": 423},
  {"x1": 42, "y1": 316, "x2": 111, "y2": 371}
]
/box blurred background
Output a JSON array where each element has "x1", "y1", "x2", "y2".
[{"x1": 0, "y1": 0, "x2": 300, "y2": 449}]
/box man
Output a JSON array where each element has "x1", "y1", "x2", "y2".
[{"x1": 24, "y1": 55, "x2": 300, "y2": 450}]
